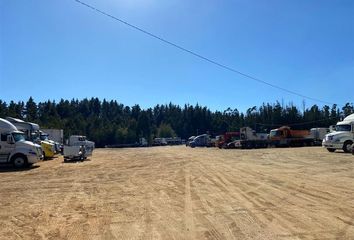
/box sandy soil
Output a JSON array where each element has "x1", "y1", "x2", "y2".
[{"x1": 0, "y1": 146, "x2": 354, "y2": 240}]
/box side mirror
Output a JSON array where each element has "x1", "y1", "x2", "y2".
[{"x1": 7, "y1": 135, "x2": 15, "y2": 144}]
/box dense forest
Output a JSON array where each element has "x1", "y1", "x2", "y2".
[{"x1": 0, "y1": 97, "x2": 353, "y2": 147}]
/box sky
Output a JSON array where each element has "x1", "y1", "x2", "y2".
[{"x1": 0, "y1": 0, "x2": 353, "y2": 112}]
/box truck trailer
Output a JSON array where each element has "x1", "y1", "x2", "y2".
[
  {"x1": 232, "y1": 127, "x2": 269, "y2": 149},
  {"x1": 41, "y1": 129, "x2": 64, "y2": 144}
]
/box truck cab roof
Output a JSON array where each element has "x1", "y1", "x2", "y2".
[
  {"x1": 6, "y1": 117, "x2": 40, "y2": 131},
  {"x1": 0, "y1": 118, "x2": 18, "y2": 132}
]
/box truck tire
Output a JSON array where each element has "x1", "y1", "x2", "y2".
[
  {"x1": 12, "y1": 155, "x2": 27, "y2": 168},
  {"x1": 327, "y1": 148, "x2": 336, "y2": 152},
  {"x1": 343, "y1": 141, "x2": 353, "y2": 153}
]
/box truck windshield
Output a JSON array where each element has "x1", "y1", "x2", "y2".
[
  {"x1": 12, "y1": 133, "x2": 26, "y2": 142},
  {"x1": 40, "y1": 134, "x2": 49, "y2": 141},
  {"x1": 270, "y1": 130, "x2": 282, "y2": 137},
  {"x1": 336, "y1": 124, "x2": 351, "y2": 132}
]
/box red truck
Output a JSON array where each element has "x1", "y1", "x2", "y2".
[{"x1": 216, "y1": 132, "x2": 240, "y2": 148}]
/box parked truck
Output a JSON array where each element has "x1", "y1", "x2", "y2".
[
  {"x1": 322, "y1": 113, "x2": 354, "y2": 153},
  {"x1": 216, "y1": 132, "x2": 240, "y2": 148},
  {"x1": 310, "y1": 128, "x2": 329, "y2": 146},
  {"x1": 269, "y1": 126, "x2": 315, "y2": 147},
  {"x1": 6, "y1": 117, "x2": 56, "y2": 159},
  {"x1": 232, "y1": 127, "x2": 269, "y2": 149},
  {"x1": 189, "y1": 134, "x2": 212, "y2": 148},
  {"x1": 0, "y1": 118, "x2": 43, "y2": 168},
  {"x1": 63, "y1": 135, "x2": 95, "y2": 161},
  {"x1": 185, "y1": 136, "x2": 196, "y2": 146},
  {"x1": 38, "y1": 131, "x2": 62, "y2": 153}
]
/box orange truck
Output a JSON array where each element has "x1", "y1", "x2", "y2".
[{"x1": 269, "y1": 126, "x2": 314, "y2": 147}]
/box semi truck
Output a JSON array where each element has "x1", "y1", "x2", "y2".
[
  {"x1": 185, "y1": 136, "x2": 196, "y2": 146},
  {"x1": 269, "y1": 126, "x2": 315, "y2": 147},
  {"x1": 322, "y1": 113, "x2": 354, "y2": 153},
  {"x1": 232, "y1": 127, "x2": 269, "y2": 149},
  {"x1": 216, "y1": 132, "x2": 240, "y2": 148},
  {"x1": 6, "y1": 117, "x2": 56, "y2": 159},
  {"x1": 189, "y1": 134, "x2": 212, "y2": 148},
  {"x1": 0, "y1": 118, "x2": 43, "y2": 168}
]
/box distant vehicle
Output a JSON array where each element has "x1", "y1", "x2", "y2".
[
  {"x1": 0, "y1": 118, "x2": 42, "y2": 168},
  {"x1": 63, "y1": 135, "x2": 95, "y2": 161},
  {"x1": 310, "y1": 128, "x2": 329, "y2": 146},
  {"x1": 322, "y1": 113, "x2": 354, "y2": 153},
  {"x1": 139, "y1": 138, "x2": 148, "y2": 147},
  {"x1": 216, "y1": 132, "x2": 240, "y2": 148},
  {"x1": 269, "y1": 126, "x2": 317, "y2": 147},
  {"x1": 232, "y1": 127, "x2": 268, "y2": 149},
  {"x1": 153, "y1": 138, "x2": 167, "y2": 146},
  {"x1": 165, "y1": 137, "x2": 182, "y2": 145},
  {"x1": 185, "y1": 136, "x2": 195, "y2": 146},
  {"x1": 189, "y1": 134, "x2": 212, "y2": 148}
]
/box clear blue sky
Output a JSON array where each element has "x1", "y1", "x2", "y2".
[{"x1": 0, "y1": 0, "x2": 353, "y2": 112}]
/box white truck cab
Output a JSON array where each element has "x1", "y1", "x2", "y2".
[
  {"x1": 0, "y1": 118, "x2": 43, "y2": 168},
  {"x1": 322, "y1": 114, "x2": 354, "y2": 153}
]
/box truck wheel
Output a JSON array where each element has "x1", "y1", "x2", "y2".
[
  {"x1": 12, "y1": 156, "x2": 27, "y2": 168},
  {"x1": 327, "y1": 148, "x2": 336, "y2": 152},
  {"x1": 343, "y1": 141, "x2": 353, "y2": 153}
]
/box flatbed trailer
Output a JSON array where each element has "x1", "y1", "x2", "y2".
[{"x1": 233, "y1": 139, "x2": 269, "y2": 149}]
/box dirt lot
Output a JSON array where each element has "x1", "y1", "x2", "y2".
[{"x1": 0, "y1": 146, "x2": 354, "y2": 240}]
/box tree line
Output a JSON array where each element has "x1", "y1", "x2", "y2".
[{"x1": 0, "y1": 97, "x2": 353, "y2": 147}]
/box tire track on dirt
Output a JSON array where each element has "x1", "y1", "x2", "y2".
[{"x1": 184, "y1": 162, "x2": 196, "y2": 239}]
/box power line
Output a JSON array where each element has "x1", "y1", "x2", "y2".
[
  {"x1": 255, "y1": 115, "x2": 340, "y2": 127},
  {"x1": 73, "y1": 0, "x2": 336, "y2": 105}
]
